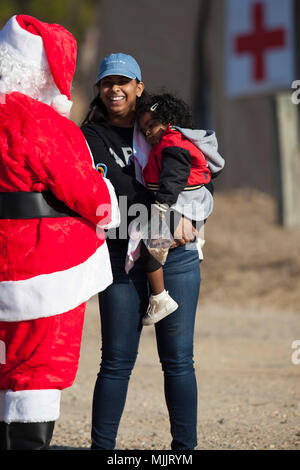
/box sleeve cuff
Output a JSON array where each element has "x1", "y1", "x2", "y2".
[
  {"x1": 97, "y1": 177, "x2": 120, "y2": 229},
  {"x1": 154, "y1": 200, "x2": 169, "y2": 212}
]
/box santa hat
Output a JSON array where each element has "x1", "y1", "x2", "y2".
[{"x1": 0, "y1": 15, "x2": 77, "y2": 116}]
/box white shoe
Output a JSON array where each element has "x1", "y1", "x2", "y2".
[{"x1": 142, "y1": 290, "x2": 178, "y2": 326}]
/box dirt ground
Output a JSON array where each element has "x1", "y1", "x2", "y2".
[{"x1": 51, "y1": 189, "x2": 300, "y2": 450}]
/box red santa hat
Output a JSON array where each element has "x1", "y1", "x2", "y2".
[{"x1": 0, "y1": 15, "x2": 77, "y2": 116}]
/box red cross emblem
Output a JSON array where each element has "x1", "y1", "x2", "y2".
[{"x1": 235, "y1": 2, "x2": 286, "y2": 81}]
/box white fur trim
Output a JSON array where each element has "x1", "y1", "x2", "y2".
[
  {"x1": 0, "y1": 389, "x2": 60, "y2": 423},
  {"x1": 85, "y1": 141, "x2": 96, "y2": 168},
  {"x1": 97, "y1": 177, "x2": 120, "y2": 230},
  {"x1": 0, "y1": 16, "x2": 48, "y2": 68},
  {"x1": 0, "y1": 242, "x2": 112, "y2": 322},
  {"x1": 0, "y1": 17, "x2": 64, "y2": 105},
  {"x1": 50, "y1": 94, "x2": 72, "y2": 117},
  {"x1": 85, "y1": 140, "x2": 120, "y2": 230}
]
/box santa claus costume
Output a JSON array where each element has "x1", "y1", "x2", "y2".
[{"x1": 0, "y1": 15, "x2": 119, "y2": 449}]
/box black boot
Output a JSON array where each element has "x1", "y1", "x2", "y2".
[
  {"x1": 0, "y1": 422, "x2": 8, "y2": 450},
  {"x1": 4, "y1": 421, "x2": 55, "y2": 450}
]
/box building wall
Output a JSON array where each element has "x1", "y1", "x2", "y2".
[
  {"x1": 83, "y1": 0, "x2": 293, "y2": 198},
  {"x1": 204, "y1": 0, "x2": 280, "y2": 197},
  {"x1": 94, "y1": 0, "x2": 201, "y2": 103}
]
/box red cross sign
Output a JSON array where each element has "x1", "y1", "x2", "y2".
[
  {"x1": 235, "y1": 3, "x2": 286, "y2": 81},
  {"x1": 226, "y1": 0, "x2": 295, "y2": 97}
]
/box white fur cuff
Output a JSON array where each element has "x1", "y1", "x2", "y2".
[
  {"x1": 0, "y1": 389, "x2": 61, "y2": 423},
  {"x1": 97, "y1": 176, "x2": 121, "y2": 230}
]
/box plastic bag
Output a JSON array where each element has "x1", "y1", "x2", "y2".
[{"x1": 142, "y1": 206, "x2": 173, "y2": 265}]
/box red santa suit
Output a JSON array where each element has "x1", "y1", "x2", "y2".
[{"x1": 0, "y1": 15, "x2": 119, "y2": 432}]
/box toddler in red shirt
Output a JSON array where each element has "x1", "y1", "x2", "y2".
[{"x1": 135, "y1": 93, "x2": 224, "y2": 325}]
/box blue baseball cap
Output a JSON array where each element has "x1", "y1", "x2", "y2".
[{"x1": 96, "y1": 53, "x2": 142, "y2": 83}]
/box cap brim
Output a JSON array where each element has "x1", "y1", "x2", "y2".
[{"x1": 96, "y1": 70, "x2": 138, "y2": 83}]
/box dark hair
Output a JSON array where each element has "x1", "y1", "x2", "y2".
[
  {"x1": 136, "y1": 93, "x2": 193, "y2": 128},
  {"x1": 82, "y1": 92, "x2": 107, "y2": 125},
  {"x1": 82, "y1": 79, "x2": 149, "y2": 126}
]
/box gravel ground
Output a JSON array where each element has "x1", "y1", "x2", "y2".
[{"x1": 50, "y1": 190, "x2": 300, "y2": 450}]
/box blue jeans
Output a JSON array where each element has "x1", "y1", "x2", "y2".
[{"x1": 91, "y1": 245, "x2": 200, "y2": 450}]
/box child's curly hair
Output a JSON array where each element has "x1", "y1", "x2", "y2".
[{"x1": 136, "y1": 92, "x2": 193, "y2": 128}]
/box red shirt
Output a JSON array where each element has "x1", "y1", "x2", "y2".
[{"x1": 143, "y1": 126, "x2": 211, "y2": 206}]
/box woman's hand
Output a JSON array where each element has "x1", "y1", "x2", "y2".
[{"x1": 169, "y1": 216, "x2": 198, "y2": 249}]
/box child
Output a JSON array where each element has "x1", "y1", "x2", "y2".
[{"x1": 134, "y1": 93, "x2": 224, "y2": 326}]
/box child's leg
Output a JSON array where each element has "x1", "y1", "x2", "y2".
[
  {"x1": 140, "y1": 242, "x2": 165, "y2": 295},
  {"x1": 140, "y1": 209, "x2": 181, "y2": 295},
  {"x1": 147, "y1": 268, "x2": 165, "y2": 295},
  {"x1": 140, "y1": 242, "x2": 178, "y2": 325}
]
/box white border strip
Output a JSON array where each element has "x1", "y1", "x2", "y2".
[
  {"x1": 98, "y1": 177, "x2": 120, "y2": 230},
  {"x1": 0, "y1": 389, "x2": 61, "y2": 423},
  {"x1": 0, "y1": 242, "x2": 112, "y2": 321}
]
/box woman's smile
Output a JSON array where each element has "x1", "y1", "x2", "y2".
[
  {"x1": 99, "y1": 75, "x2": 144, "y2": 125},
  {"x1": 108, "y1": 95, "x2": 126, "y2": 107}
]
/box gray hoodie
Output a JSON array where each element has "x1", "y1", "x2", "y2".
[
  {"x1": 174, "y1": 127, "x2": 225, "y2": 175},
  {"x1": 132, "y1": 125, "x2": 225, "y2": 221}
]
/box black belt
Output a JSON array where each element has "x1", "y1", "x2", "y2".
[{"x1": 0, "y1": 191, "x2": 80, "y2": 219}]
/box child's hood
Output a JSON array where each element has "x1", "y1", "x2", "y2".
[{"x1": 174, "y1": 127, "x2": 225, "y2": 174}]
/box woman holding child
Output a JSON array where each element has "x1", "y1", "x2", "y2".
[{"x1": 81, "y1": 53, "x2": 224, "y2": 450}]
